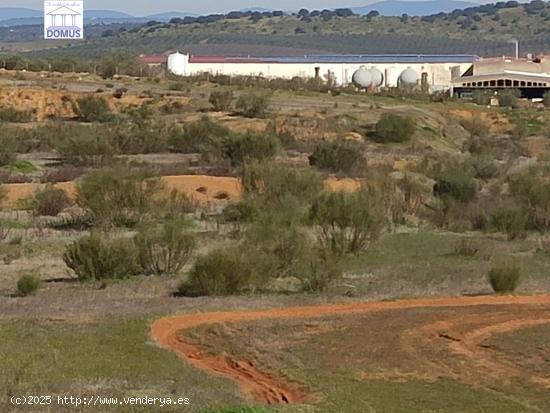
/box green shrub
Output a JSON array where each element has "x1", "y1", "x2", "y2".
[
  {"x1": 74, "y1": 95, "x2": 115, "y2": 122},
  {"x1": 0, "y1": 135, "x2": 17, "y2": 167},
  {"x1": 179, "y1": 248, "x2": 254, "y2": 296},
  {"x1": 488, "y1": 262, "x2": 521, "y2": 293},
  {"x1": 209, "y1": 90, "x2": 234, "y2": 111},
  {"x1": 434, "y1": 163, "x2": 478, "y2": 203},
  {"x1": 498, "y1": 90, "x2": 520, "y2": 108},
  {"x1": 509, "y1": 168, "x2": 550, "y2": 233},
  {"x1": 16, "y1": 273, "x2": 41, "y2": 297},
  {"x1": 489, "y1": 206, "x2": 527, "y2": 240},
  {"x1": 310, "y1": 190, "x2": 385, "y2": 255},
  {"x1": 309, "y1": 140, "x2": 364, "y2": 174},
  {"x1": 468, "y1": 155, "x2": 498, "y2": 180},
  {"x1": 111, "y1": 109, "x2": 170, "y2": 154},
  {"x1": 460, "y1": 116, "x2": 488, "y2": 138},
  {"x1": 54, "y1": 125, "x2": 117, "y2": 166},
  {"x1": 374, "y1": 114, "x2": 415, "y2": 143},
  {"x1": 236, "y1": 93, "x2": 269, "y2": 118},
  {"x1": 472, "y1": 90, "x2": 491, "y2": 106},
  {"x1": 31, "y1": 186, "x2": 72, "y2": 217},
  {"x1": 134, "y1": 219, "x2": 196, "y2": 275},
  {"x1": 453, "y1": 239, "x2": 479, "y2": 257},
  {"x1": 63, "y1": 233, "x2": 140, "y2": 280},
  {"x1": 169, "y1": 116, "x2": 229, "y2": 154},
  {"x1": 240, "y1": 161, "x2": 324, "y2": 208},
  {"x1": 221, "y1": 132, "x2": 279, "y2": 166},
  {"x1": 299, "y1": 249, "x2": 342, "y2": 292},
  {"x1": 76, "y1": 168, "x2": 160, "y2": 228},
  {"x1": 243, "y1": 219, "x2": 311, "y2": 279},
  {"x1": 0, "y1": 106, "x2": 33, "y2": 123}
]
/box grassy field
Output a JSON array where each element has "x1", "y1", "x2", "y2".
[
  {"x1": 182, "y1": 304, "x2": 550, "y2": 413},
  {"x1": 0, "y1": 67, "x2": 549, "y2": 413}
]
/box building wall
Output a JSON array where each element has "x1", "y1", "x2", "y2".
[{"x1": 175, "y1": 60, "x2": 472, "y2": 90}]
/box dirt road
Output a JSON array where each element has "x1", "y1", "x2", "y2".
[{"x1": 151, "y1": 294, "x2": 550, "y2": 405}]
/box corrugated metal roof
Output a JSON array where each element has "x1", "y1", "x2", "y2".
[
  {"x1": 139, "y1": 53, "x2": 478, "y2": 65},
  {"x1": 187, "y1": 54, "x2": 478, "y2": 64}
]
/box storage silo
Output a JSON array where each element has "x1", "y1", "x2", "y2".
[
  {"x1": 399, "y1": 67, "x2": 420, "y2": 86},
  {"x1": 368, "y1": 67, "x2": 384, "y2": 87},
  {"x1": 352, "y1": 67, "x2": 372, "y2": 89},
  {"x1": 167, "y1": 51, "x2": 188, "y2": 76}
]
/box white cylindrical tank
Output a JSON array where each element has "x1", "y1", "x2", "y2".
[
  {"x1": 167, "y1": 51, "x2": 187, "y2": 76},
  {"x1": 368, "y1": 67, "x2": 384, "y2": 87},
  {"x1": 399, "y1": 67, "x2": 420, "y2": 86},
  {"x1": 352, "y1": 67, "x2": 372, "y2": 88}
]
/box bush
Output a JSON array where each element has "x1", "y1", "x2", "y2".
[
  {"x1": 74, "y1": 95, "x2": 115, "y2": 122},
  {"x1": 298, "y1": 249, "x2": 342, "y2": 292},
  {"x1": 460, "y1": 116, "x2": 488, "y2": 138},
  {"x1": 236, "y1": 93, "x2": 269, "y2": 118},
  {"x1": 489, "y1": 206, "x2": 527, "y2": 240},
  {"x1": 309, "y1": 140, "x2": 364, "y2": 174},
  {"x1": 209, "y1": 90, "x2": 234, "y2": 111},
  {"x1": 374, "y1": 114, "x2": 415, "y2": 143},
  {"x1": 243, "y1": 219, "x2": 311, "y2": 279},
  {"x1": 54, "y1": 125, "x2": 117, "y2": 167},
  {"x1": 0, "y1": 135, "x2": 17, "y2": 167},
  {"x1": 31, "y1": 186, "x2": 72, "y2": 216},
  {"x1": 134, "y1": 219, "x2": 196, "y2": 275},
  {"x1": 434, "y1": 163, "x2": 478, "y2": 204},
  {"x1": 0, "y1": 106, "x2": 33, "y2": 123},
  {"x1": 16, "y1": 273, "x2": 41, "y2": 296},
  {"x1": 472, "y1": 90, "x2": 491, "y2": 106},
  {"x1": 498, "y1": 90, "x2": 520, "y2": 108},
  {"x1": 169, "y1": 116, "x2": 229, "y2": 154},
  {"x1": 509, "y1": 168, "x2": 550, "y2": 234},
  {"x1": 221, "y1": 132, "x2": 279, "y2": 166},
  {"x1": 488, "y1": 262, "x2": 521, "y2": 293},
  {"x1": 453, "y1": 239, "x2": 479, "y2": 257},
  {"x1": 76, "y1": 168, "x2": 160, "y2": 228},
  {"x1": 468, "y1": 155, "x2": 498, "y2": 180},
  {"x1": 240, "y1": 161, "x2": 324, "y2": 208},
  {"x1": 310, "y1": 191, "x2": 385, "y2": 255},
  {"x1": 63, "y1": 233, "x2": 140, "y2": 280},
  {"x1": 179, "y1": 248, "x2": 254, "y2": 296}
]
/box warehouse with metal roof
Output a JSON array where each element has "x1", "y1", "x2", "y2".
[{"x1": 139, "y1": 52, "x2": 478, "y2": 91}]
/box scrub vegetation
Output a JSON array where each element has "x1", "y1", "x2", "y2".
[{"x1": 0, "y1": 55, "x2": 549, "y2": 413}]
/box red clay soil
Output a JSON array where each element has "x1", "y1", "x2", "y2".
[{"x1": 150, "y1": 294, "x2": 550, "y2": 405}]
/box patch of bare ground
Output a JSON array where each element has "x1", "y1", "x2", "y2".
[{"x1": 151, "y1": 295, "x2": 550, "y2": 406}]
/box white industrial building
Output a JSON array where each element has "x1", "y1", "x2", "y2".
[{"x1": 160, "y1": 52, "x2": 477, "y2": 91}]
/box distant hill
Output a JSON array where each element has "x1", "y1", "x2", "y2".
[
  {"x1": 144, "y1": 12, "x2": 198, "y2": 20},
  {"x1": 240, "y1": 8, "x2": 273, "y2": 13},
  {"x1": 86, "y1": 10, "x2": 134, "y2": 19},
  {"x1": 0, "y1": 8, "x2": 42, "y2": 20},
  {"x1": 352, "y1": 0, "x2": 478, "y2": 16},
  {"x1": 0, "y1": 8, "x2": 196, "y2": 26},
  {"x1": 6, "y1": 0, "x2": 550, "y2": 60}
]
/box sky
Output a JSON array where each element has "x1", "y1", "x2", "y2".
[{"x1": 1, "y1": 0, "x2": 483, "y2": 16}]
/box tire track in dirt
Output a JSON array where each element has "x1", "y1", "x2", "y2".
[
  {"x1": 150, "y1": 294, "x2": 550, "y2": 405},
  {"x1": 404, "y1": 314, "x2": 550, "y2": 389}
]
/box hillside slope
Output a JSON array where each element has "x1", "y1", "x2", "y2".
[{"x1": 15, "y1": 1, "x2": 550, "y2": 59}]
